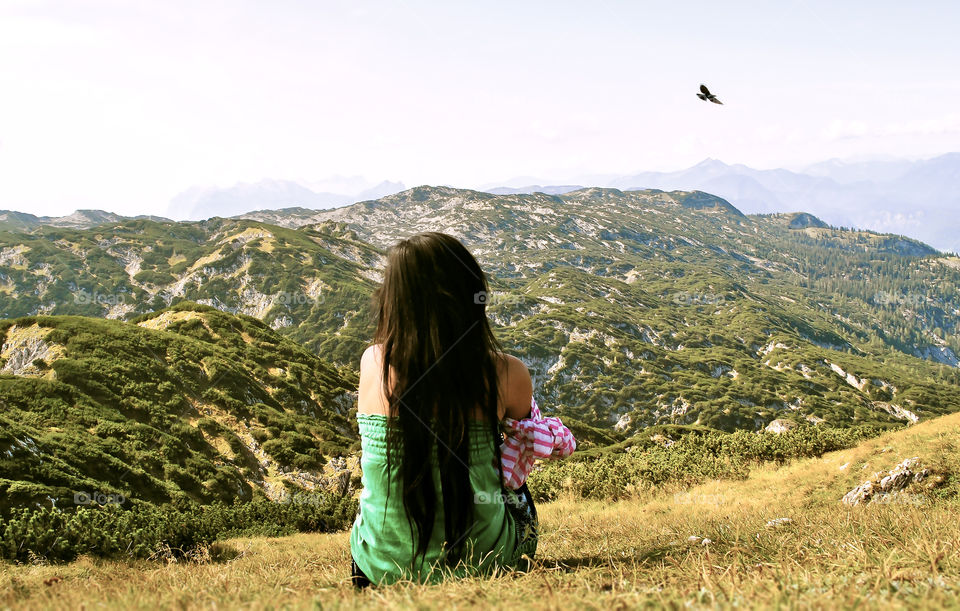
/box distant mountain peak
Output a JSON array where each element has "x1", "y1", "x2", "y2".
[
  {"x1": 785, "y1": 212, "x2": 829, "y2": 229},
  {"x1": 670, "y1": 190, "x2": 745, "y2": 217},
  {"x1": 692, "y1": 158, "x2": 730, "y2": 170},
  {"x1": 167, "y1": 178, "x2": 406, "y2": 221},
  {"x1": 485, "y1": 185, "x2": 584, "y2": 196},
  {"x1": 0, "y1": 209, "x2": 172, "y2": 231}
]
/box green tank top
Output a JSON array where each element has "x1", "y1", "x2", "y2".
[{"x1": 349, "y1": 414, "x2": 529, "y2": 584}]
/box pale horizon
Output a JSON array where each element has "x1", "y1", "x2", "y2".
[
  {"x1": 0, "y1": 150, "x2": 952, "y2": 217},
  {"x1": 2, "y1": 1, "x2": 959, "y2": 218}
]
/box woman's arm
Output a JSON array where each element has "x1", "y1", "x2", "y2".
[
  {"x1": 358, "y1": 344, "x2": 390, "y2": 415},
  {"x1": 498, "y1": 354, "x2": 533, "y2": 421}
]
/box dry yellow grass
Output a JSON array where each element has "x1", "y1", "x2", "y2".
[
  {"x1": 4, "y1": 413, "x2": 960, "y2": 610},
  {"x1": 167, "y1": 253, "x2": 188, "y2": 267}
]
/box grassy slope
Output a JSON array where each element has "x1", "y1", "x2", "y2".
[
  {"x1": 0, "y1": 303, "x2": 358, "y2": 509},
  {"x1": 4, "y1": 412, "x2": 959, "y2": 609}
]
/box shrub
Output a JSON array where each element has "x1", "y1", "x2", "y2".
[
  {"x1": 527, "y1": 424, "x2": 871, "y2": 502},
  {"x1": 0, "y1": 494, "x2": 358, "y2": 564}
]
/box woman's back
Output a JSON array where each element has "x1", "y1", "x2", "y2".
[
  {"x1": 357, "y1": 344, "x2": 534, "y2": 421},
  {"x1": 351, "y1": 344, "x2": 536, "y2": 584},
  {"x1": 350, "y1": 414, "x2": 533, "y2": 584},
  {"x1": 348, "y1": 232, "x2": 537, "y2": 586}
]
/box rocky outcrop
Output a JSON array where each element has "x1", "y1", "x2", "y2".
[
  {"x1": 841, "y1": 457, "x2": 930, "y2": 506},
  {"x1": 871, "y1": 402, "x2": 920, "y2": 424},
  {"x1": 765, "y1": 419, "x2": 797, "y2": 434},
  {"x1": 0, "y1": 323, "x2": 65, "y2": 376}
]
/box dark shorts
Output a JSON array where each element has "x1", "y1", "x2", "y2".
[
  {"x1": 505, "y1": 482, "x2": 539, "y2": 559},
  {"x1": 351, "y1": 556, "x2": 372, "y2": 588},
  {"x1": 351, "y1": 483, "x2": 539, "y2": 588}
]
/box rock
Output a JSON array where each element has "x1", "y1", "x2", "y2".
[
  {"x1": 701, "y1": 538, "x2": 713, "y2": 545},
  {"x1": 333, "y1": 470, "x2": 351, "y2": 496},
  {"x1": 0, "y1": 323, "x2": 66, "y2": 376},
  {"x1": 842, "y1": 481, "x2": 874, "y2": 506},
  {"x1": 688, "y1": 536, "x2": 702, "y2": 544},
  {"x1": 765, "y1": 419, "x2": 797, "y2": 434},
  {"x1": 842, "y1": 457, "x2": 924, "y2": 506},
  {"x1": 766, "y1": 517, "x2": 793, "y2": 528}
]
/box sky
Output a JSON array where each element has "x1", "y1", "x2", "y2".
[{"x1": 1, "y1": 0, "x2": 959, "y2": 217}]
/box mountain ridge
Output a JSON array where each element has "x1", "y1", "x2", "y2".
[
  {"x1": 0, "y1": 186, "x2": 960, "y2": 434},
  {"x1": 478, "y1": 153, "x2": 960, "y2": 253},
  {"x1": 167, "y1": 179, "x2": 406, "y2": 221},
  {"x1": 0, "y1": 210, "x2": 173, "y2": 232},
  {"x1": 1, "y1": 186, "x2": 957, "y2": 437},
  {"x1": 6, "y1": 152, "x2": 956, "y2": 253},
  {"x1": 0, "y1": 302, "x2": 359, "y2": 509}
]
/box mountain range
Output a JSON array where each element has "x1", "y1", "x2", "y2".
[
  {"x1": 6, "y1": 154, "x2": 955, "y2": 254},
  {"x1": 165, "y1": 179, "x2": 406, "y2": 221},
  {"x1": 3, "y1": 184, "x2": 960, "y2": 509},
  {"x1": 482, "y1": 153, "x2": 960, "y2": 255},
  {"x1": 3, "y1": 186, "x2": 959, "y2": 429},
  {"x1": 0, "y1": 210, "x2": 173, "y2": 232}
]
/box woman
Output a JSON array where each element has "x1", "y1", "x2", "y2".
[{"x1": 349, "y1": 232, "x2": 539, "y2": 585}]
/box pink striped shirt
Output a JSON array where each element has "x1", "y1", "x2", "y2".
[{"x1": 500, "y1": 397, "x2": 577, "y2": 489}]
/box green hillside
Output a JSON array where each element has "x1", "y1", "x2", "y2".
[
  {"x1": 308, "y1": 186, "x2": 960, "y2": 432},
  {"x1": 0, "y1": 219, "x2": 377, "y2": 365},
  {"x1": 1, "y1": 186, "x2": 959, "y2": 437},
  {"x1": 0, "y1": 303, "x2": 358, "y2": 511}
]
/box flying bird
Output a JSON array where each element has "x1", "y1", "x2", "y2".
[{"x1": 697, "y1": 84, "x2": 723, "y2": 105}]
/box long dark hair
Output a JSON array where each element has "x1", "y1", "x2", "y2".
[{"x1": 373, "y1": 232, "x2": 503, "y2": 564}]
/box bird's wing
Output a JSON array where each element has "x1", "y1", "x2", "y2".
[
  {"x1": 710, "y1": 97, "x2": 723, "y2": 105},
  {"x1": 697, "y1": 93, "x2": 707, "y2": 100},
  {"x1": 700, "y1": 84, "x2": 710, "y2": 95}
]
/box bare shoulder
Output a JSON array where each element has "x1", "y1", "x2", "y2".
[
  {"x1": 358, "y1": 344, "x2": 388, "y2": 415},
  {"x1": 499, "y1": 352, "x2": 525, "y2": 369},
  {"x1": 497, "y1": 353, "x2": 533, "y2": 420},
  {"x1": 360, "y1": 344, "x2": 383, "y2": 372},
  {"x1": 499, "y1": 353, "x2": 530, "y2": 380}
]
